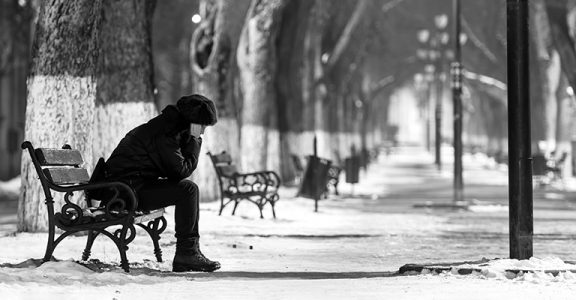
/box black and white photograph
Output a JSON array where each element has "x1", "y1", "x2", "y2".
[{"x1": 1, "y1": 0, "x2": 576, "y2": 299}]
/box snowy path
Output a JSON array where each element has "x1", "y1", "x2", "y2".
[{"x1": 2, "y1": 146, "x2": 576, "y2": 299}]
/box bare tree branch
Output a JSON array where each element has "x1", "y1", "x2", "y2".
[
  {"x1": 463, "y1": 70, "x2": 507, "y2": 105},
  {"x1": 368, "y1": 76, "x2": 395, "y2": 97},
  {"x1": 462, "y1": 17, "x2": 498, "y2": 63},
  {"x1": 381, "y1": 0, "x2": 406, "y2": 13},
  {"x1": 324, "y1": 0, "x2": 370, "y2": 72}
]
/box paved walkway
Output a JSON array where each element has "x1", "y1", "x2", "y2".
[{"x1": 193, "y1": 146, "x2": 576, "y2": 274}]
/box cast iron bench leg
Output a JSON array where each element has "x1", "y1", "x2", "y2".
[
  {"x1": 271, "y1": 202, "x2": 276, "y2": 219},
  {"x1": 218, "y1": 199, "x2": 225, "y2": 216},
  {"x1": 43, "y1": 222, "x2": 56, "y2": 262},
  {"x1": 115, "y1": 226, "x2": 130, "y2": 272},
  {"x1": 232, "y1": 200, "x2": 240, "y2": 215},
  {"x1": 82, "y1": 230, "x2": 100, "y2": 261},
  {"x1": 151, "y1": 219, "x2": 163, "y2": 262},
  {"x1": 258, "y1": 203, "x2": 264, "y2": 219},
  {"x1": 137, "y1": 217, "x2": 166, "y2": 263}
]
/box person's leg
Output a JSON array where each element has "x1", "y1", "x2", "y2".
[
  {"x1": 173, "y1": 180, "x2": 200, "y2": 238},
  {"x1": 137, "y1": 179, "x2": 219, "y2": 272},
  {"x1": 137, "y1": 179, "x2": 199, "y2": 238}
]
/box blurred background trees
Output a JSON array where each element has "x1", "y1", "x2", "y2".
[{"x1": 2, "y1": 0, "x2": 576, "y2": 230}]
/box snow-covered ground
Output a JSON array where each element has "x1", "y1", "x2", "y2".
[
  {"x1": 2, "y1": 146, "x2": 576, "y2": 299},
  {"x1": 0, "y1": 176, "x2": 19, "y2": 202}
]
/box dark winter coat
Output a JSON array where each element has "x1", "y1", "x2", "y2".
[{"x1": 105, "y1": 105, "x2": 202, "y2": 189}]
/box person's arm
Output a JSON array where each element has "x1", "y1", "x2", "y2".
[
  {"x1": 181, "y1": 135, "x2": 202, "y2": 170},
  {"x1": 155, "y1": 133, "x2": 200, "y2": 180}
]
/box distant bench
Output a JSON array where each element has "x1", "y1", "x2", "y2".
[
  {"x1": 22, "y1": 141, "x2": 166, "y2": 272},
  {"x1": 208, "y1": 151, "x2": 281, "y2": 218}
]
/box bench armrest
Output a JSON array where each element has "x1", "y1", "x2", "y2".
[
  {"x1": 52, "y1": 181, "x2": 140, "y2": 228},
  {"x1": 233, "y1": 171, "x2": 280, "y2": 188},
  {"x1": 51, "y1": 181, "x2": 138, "y2": 212},
  {"x1": 220, "y1": 170, "x2": 281, "y2": 194}
]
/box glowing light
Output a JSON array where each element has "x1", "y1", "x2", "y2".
[
  {"x1": 459, "y1": 33, "x2": 468, "y2": 45},
  {"x1": 417, "y1": 30, "x2": 430, "y2": 43},
  {"x1": 191, "y1": 14, "x2": 202, "y2": 24},
  {"x1": 435, "y1": 14, "x2": 448, "y2": 29},
  {"x1": 567, "y1": 86, "x2": 574, "y2": 96}
]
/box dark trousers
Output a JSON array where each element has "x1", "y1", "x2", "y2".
[{"x1": 136, "y1": 179, "x2": 200, "y2": 239}]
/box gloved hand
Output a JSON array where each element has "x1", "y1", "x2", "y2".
[{"x1": 181, "y1": 135, "x2": 202, "y2": 159}]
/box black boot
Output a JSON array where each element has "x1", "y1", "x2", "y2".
[{"x1": 172, "y1": 237, "x2": 221, "y2": 272}]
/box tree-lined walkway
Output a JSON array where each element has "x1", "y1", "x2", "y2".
[{"x1": 1, "y1": 146, "x2": 576, "y2": 272}]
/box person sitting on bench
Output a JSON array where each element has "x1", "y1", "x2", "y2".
[{"x1": 105, "y1": 94, "x2": 220, "y2": 272}]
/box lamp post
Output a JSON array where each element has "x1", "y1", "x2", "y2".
[
  {"x1": 452, "y1": 0, "x2": 464, "y2": 203},
  {"x1": 417, "y1": 15, "x2": 450, "y2": 170},
  {"x1": 507, "y1": 0, "x2": 533, "y2": 260}
]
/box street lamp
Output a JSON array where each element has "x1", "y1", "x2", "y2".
[
  {"x1": 191, "y1": 13, "x2": 202, "y2": 24},
  {"x1": 416, "y1": 14, "x2": 450, "y2": 170}
]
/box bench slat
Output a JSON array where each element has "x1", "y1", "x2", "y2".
[
  {"x1": 36, "y1": 148, "x2": 84, "y2": 166},
  {"x1": 133, "y1": 209, "x2": 165, "y2": 224},
  {"x1": 217, "y1": 165, "x2": 238, "y2": 177},
  {"x1": 43, "y1": 168, "x2": 90, "y2": 184},
  {"x1": 211, "y1": 152, "x2": 232, "y2": 164}
]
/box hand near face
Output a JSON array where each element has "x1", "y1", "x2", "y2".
[
  {"x1": 181, "y1": 135, "x2": 202, "y2": 158},
  {"x1": 190, "y1": 123, "x2": 206, "y2": 138}
]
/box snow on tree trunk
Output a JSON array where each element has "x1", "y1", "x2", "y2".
[
  {"x1": 237, "y1": 0, "x2": 287, "y2": 172},
  {"x1": 20, "y1": 0, "x2": 103, "y2": 232},
  {"x1": 191, "y1": 0, "x2": 249, "y2": 201},
  {"x1": 93, "y1": 0, "x2": 157, "y2": 163}
]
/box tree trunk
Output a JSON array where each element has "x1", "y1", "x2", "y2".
[
  {"x1": 532, "y1": 0, "x2": 561, "y2": 151},
  {"x1": 20, "y1": 0, "x2": 157, "y2": 231},
  {"x1": 299, "y1": 3, "x2": 319, "y2": 158},
  {"x1": 555, "y1": 77, "x2": 573, "y2": 177},
  {"x1": 237, "y1": 0, "x2": 287, "y2": 172},
  {"x1": 529, "y1": 1, "x2": 552, "y2": 145},
  {"x1": 20, "y1": 0, "x2": 103, "y2": 231},
  {"x1": 152, "y1": 0, "x2": 199, "y2": 110},
  {"x1": 275, "y1": 0, "x2": 314, "y2": 182},
  {"x1": 191, "y1": 0, "x2": 249, "y2": 201},
  {"x1": 0, "y1": 0, "x2": 32, "y2": 180},
  {"x1": 310, "y1": 7, "x2": 331, "y2": 159},
  {"x1": 547, "y1": 0, "x2": 576, "y2": 93},
  {"x1": 94, "y1": 0, "x2": 158, "y2": 164}
]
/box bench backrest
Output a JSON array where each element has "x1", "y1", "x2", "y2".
[
  {"x1": 207, "y1": 151, "x2": 239, "y2": 179},
  {"x1": 23, "y1": 142, "x2": 90, "y2": 186},
  {"x1": 37, "y1": 148, "x2": 90, "y2": 185}
]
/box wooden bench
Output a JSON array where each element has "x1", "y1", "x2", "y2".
[
  {"x1": 22, "y1": 141, "x2": 166, "y2": 272},
  {"x1": 207, "y1": 151, "x2": 281, "y2": 218}
]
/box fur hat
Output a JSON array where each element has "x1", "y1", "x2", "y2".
[{"x1": 176, "y1": 94, "x2": 218, "y2": 126}]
